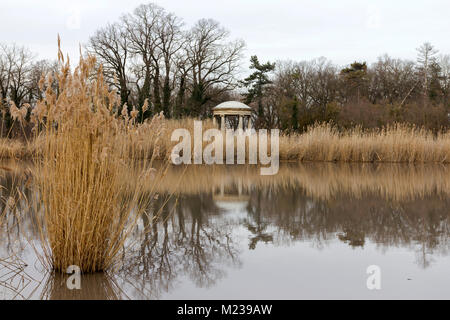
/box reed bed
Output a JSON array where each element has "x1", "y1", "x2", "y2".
[
  {"x1": 25, "y1": 42, "x2": 165, "y2": 273},
  {"x1": 0, "y1": 139, "x2": 30, "y2": 159},
  {"x1": 280, "y1": 123, "x2": 450, "y2": 163},
  {"x1": 92, "y1": 119, "x2": 450, "y2": 164},
  {"x1": 2, "y1": 121, "x2": 449, "y2": 164}
]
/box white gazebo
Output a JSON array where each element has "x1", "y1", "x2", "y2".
[{"x1": 212, "y1": 101, "x2": 252, "y2": 130}]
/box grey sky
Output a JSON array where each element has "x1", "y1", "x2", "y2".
[{"x1": 1, "y1": 0, "x2": 449, "y2": 67}]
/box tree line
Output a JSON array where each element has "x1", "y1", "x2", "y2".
[
  {"x1": 245, "y1": 44, "x2": 449, "y2": 131},
  {"x1": 1, "y1": 2, "x2": 449, "y2": 134},
  {"x1": 0, "y1": 3, "x2": 245, "y2": 134}
]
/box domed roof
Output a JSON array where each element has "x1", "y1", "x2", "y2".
[{"x1": 213, "y1": 101, "x2": 251, "y2": 111}]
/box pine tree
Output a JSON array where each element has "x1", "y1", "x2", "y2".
[
  {"x1": 340, "y1": 62, "x2": 368, "y2": 104},
  {"x1": 241, "y1": 56, "x2": 275, "y2": 126}
]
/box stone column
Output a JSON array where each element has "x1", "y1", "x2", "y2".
[
  {"x1": 247, "y1": 116, "x2": 252, "y2": 130},
  {"x1": 221, "y1": 115, "x2": 225, "y2": 131},
  {"x1": 238, "y1": 115, "x2": 243, "y2": 130},
  {"x1": 213, "y1": 116, "x2": 216, "y2": 126}
]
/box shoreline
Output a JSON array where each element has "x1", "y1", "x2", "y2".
[{"x1": 1, "y1": 121, "x2": 449, "y2": 164}]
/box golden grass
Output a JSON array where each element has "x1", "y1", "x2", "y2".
[
  {"x1": 2, "y1": 121, "x2": 449, "y2": 164},
  {"x1": 132, "y1": 119, "x2": 450, "y2": 164},
  {"x1": 27, "y1": 43, "x2": 165, "y2": 273},
  {"x1": 0, "y1": 139, "x2": 29, "y2": 159},
  {"x1": 280, "y1": 123, "x2": 450, "y2": 163}
]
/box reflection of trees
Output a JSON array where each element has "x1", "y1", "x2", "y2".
[
  {"x1": 0, "y1": 169, "x2": 38, "y2": 255},
  {"x1": 2, "y1": 163, "x2": 450, "y2": 299},
  {"x1": 244, "y1": 190, "x2": 273, "y2": 249},
  {"x1": 0, "y1": 168, "x2": 42, "y2": 299},
  {"x1": 121, "y1": 178, "x2": 450, "y2": 296},
  {"x1": 117, "y1": 193, "x2": 241, "y2": 299},
  {"x1": 246, "y1": 185, "x2": 450, "y2": 268}
]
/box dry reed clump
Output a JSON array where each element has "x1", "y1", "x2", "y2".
[
  {"x1": 30, "y1": 41, "x2": 164, "y2": 273},
  {"x1": 280, "y1": 123, "x2": 450, "y2": 163}
]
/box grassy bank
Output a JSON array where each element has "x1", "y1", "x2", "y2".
[
  {"x1": 3, "y1": 120, "x2": 449, "y2": 164},
  {"x1": 280, "y1": 123, "x2": 450, "y2": 163}
]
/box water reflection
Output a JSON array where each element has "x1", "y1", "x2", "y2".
[
  {"x1": 1, "y1": 162, "x2": 449, "y2": 299},
  {"x1": 117, "y1": 193, "x2": 242, "y2": 299},
  {"x1": 40, "y1": 272, "x2": 121, "y2": 300}
]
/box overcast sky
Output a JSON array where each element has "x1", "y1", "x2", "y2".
[{"x1": 1, "y1": 0, "x2": 449, "y2": 67}]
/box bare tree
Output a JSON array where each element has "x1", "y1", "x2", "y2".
[
  {"x1": 156, "y1": 11, "x2": 185, "y2": 117},
  {"x1": 0, "y1": 43, "x2": 35, "y2": 128},
  {"x1": 88, "y1": 23, "x2": 130, "y2": 107},
  {"x1": 0, "y1": 44, "x2": 35, "y2": 106},
  {"x1": 438, "y1": 54, "x2": 450, "y2": 104},
  {"x1": 186, "y1": 19, "x2": 245, "y2": 116},
  {"x1": 86, "y1": 4, "x2": 245, "y2": 119},
  {"x1": 369, "y1": 54, "x2": 417, "y2": 104},
  {"x1": 308, "y1": 57, "x2": 338, "y2": 116},
  {"x1": 173, "y1": 45, "x2": 193, "y2": 118},
  {"x1": 27, "y1": 59, "x2": 58, "y2": 104},
  {"x1": 417, "y1": 42, "x2": 439, "y2": 101},
  {"x1": 122, "y1": 3, "x2": 165, "y2": 114},
  {"x1": 286, "y1": 60, "x2": 315, "y2": 109}
]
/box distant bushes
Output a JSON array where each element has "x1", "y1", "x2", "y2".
[{"x1": 337, "y1": 101, "x2": 449, "y2": 131}]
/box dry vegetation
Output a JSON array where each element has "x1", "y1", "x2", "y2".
[
  {"x1": 22, "y1": 42, "x2": 166, "y2": 273},
  {"x1": 154, "y1": 119, "x2": 450, "y2": 164},
  {"x1": 0, "y1": 139, "x2": 31, "y2": 159},
  {"x1": 1, "y1": 120, "x2": 450, "y2": 164},
  {"x1": 0, "y1": 41, "x2": 449, "y2": 277},
  {"x1": 279, "y1": 123, "x2": 450, "y2": 163}
]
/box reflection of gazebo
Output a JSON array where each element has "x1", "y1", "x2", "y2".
[
  {"x1": 213, "y1": 178, "x2": 250, "y2": 218},
  {"x1": 212, "y1": 101, "x2": 252, "y2": 130},
  {"x1": 212, "y1": 178, "x2": 250, "y2": 203}
]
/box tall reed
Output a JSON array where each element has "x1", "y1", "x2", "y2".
[
  {"x1": 31, "y1": 41, "x2": 164, "y2": 273},
  {"x1": 280, "y1": 123, "x2": 450, "y2": 163},
  {"x1": 1, "y1": 120, "x2": 449, "y2": 164}
]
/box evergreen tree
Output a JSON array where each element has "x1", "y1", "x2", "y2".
[
  {"x1": 428, "y1": 61, "x2": 443, "y2": 102},
  {"x1": 241, "y1": 56, "x2": 275, "y2": 126},
  {"x1": 340, "y1": 62, "x2": 368, "y2": 104}
]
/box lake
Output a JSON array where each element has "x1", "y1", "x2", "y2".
[{"x1": 1, "y1": 162, "x2": 449, "y2": 299}]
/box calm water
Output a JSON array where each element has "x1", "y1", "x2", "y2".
[{"x1": 1, "y1": 163, "x2": 450, "y2": 299}]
